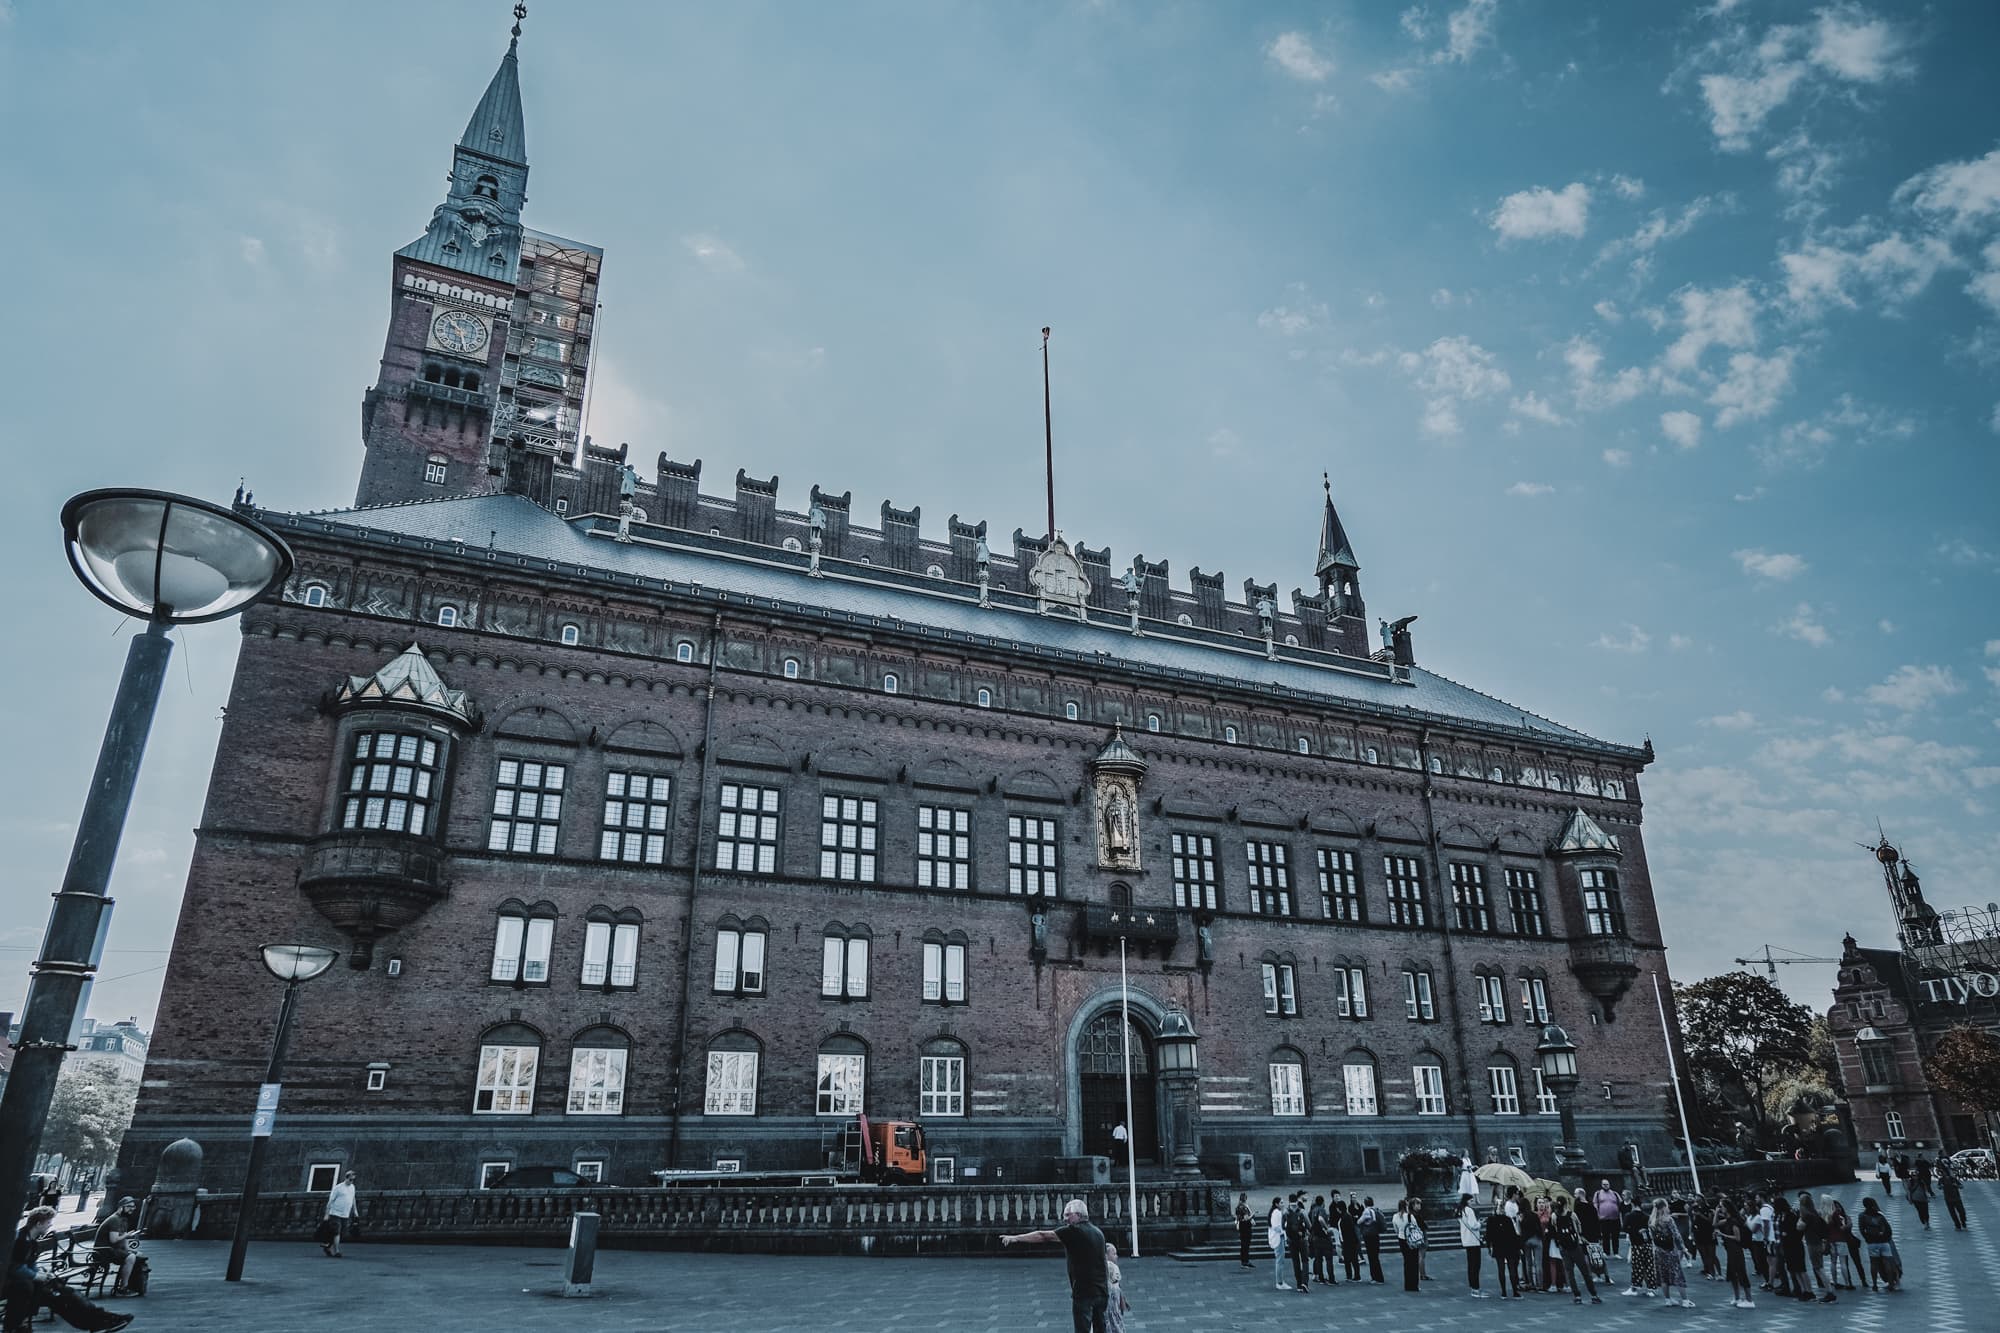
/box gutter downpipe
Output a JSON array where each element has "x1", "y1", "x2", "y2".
[
  {"x1": 1418, "y1": 727, "x2": 1483, "y2": 1169},
  {"x1": 666, "y1": 609, "x2": 725, "y2": 1168}
]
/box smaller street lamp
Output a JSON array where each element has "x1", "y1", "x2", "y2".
[
  {"x1": 1155, "y1": 1009, "x2": 1201, "y2": 1178},
  {"x1": 225, "y1": 943, "x2": 340, "y2": 1282},
  {"x1": 1536, "y1": 1023, "x2": 1584, "y2": 1171}
]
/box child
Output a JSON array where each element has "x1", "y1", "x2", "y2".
[{"x1": 1104, "y1": 1242, "x2": 1131, "y2": 1333}]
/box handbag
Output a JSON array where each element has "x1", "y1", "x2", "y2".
[{"x1": 314, "y1": 1217, "x2": 337, "y2": 1245}]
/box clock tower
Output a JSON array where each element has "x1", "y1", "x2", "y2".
[{"x1": 357, "y1": 6, "x2": 598, "y2": 509}]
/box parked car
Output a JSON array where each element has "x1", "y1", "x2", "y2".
[
  {"x1": 488, "y1": 1166, "x2": 584, "y2": 1189},
  {"x1": 1948, "y1": 1148, "x2": 1996, "y2": 1179}
]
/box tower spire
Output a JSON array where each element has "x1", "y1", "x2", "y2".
[
  {"x1": 1315, "y1": 471, "x2": 1359, "y2": 588},
  {"x1": 460, "y1": 6, "x2": 528, "y2": 167}
]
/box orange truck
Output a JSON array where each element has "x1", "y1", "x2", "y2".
[{"x1": 654, "y1": 1114, "x2": 929, "y2": 1187}]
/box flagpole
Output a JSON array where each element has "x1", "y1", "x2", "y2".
[
  {"x1": 1041, "y1": 326, "x2": 1056, "y2": 540},
  {"x1": 1120, "y1": 933, "x2": 1139, "y2": 1259},
  {"x1": 1653, "y1": 971, "x2": 1702, "y2": 1195}
]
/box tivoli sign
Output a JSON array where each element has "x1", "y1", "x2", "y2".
[{"x1": 1919, "y1": 969, "x2": 2000, "y2": 1004}]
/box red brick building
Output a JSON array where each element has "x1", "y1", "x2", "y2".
[{"x1": 119, "y1": 25, "x2": 1682, "y2": 1194}]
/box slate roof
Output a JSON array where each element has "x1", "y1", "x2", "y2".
[
  {"x1": 277, "y1": 493, "x2": 1637, "y2": 756},
  {"x1": 460, "y1": 36, "x2": 526, "y2": 167},
  {"x1": 334, "y1": 642, "x2": 476, "y2": 724},
  {"x1": 1557, "y1": 807, "x2": 1622, "y2": 853}
]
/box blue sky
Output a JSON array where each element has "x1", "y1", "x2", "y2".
[{"x1": 2, "y1": 1, "x2": 1996, "y2": 1025}]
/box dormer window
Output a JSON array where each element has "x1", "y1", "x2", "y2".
[
  {"x1": 436, "y1": 605, "x2": 459, "y2": 628},
  {"x1": 976, "y1": 688, "x2": 993, "y2": 708},
  {"x1": 303, "y1": 584, "x2": 328, "y2": 608},
  {"x1": 559, "y1": 624, "x2": 580, "y2": 646},
  {"x1": 676, "y1": 642, "x2": 695, "y2": 663},
  {"x1": 1297, "y1": 737, "x2": 1311, "y2": 754},
  {"x1": 1146, "y1": 714, "x2": 1161, "y2": 733},
  {"x1": 783, "y1": 658, "x2": 801, "y2": 680},
  {"x1": 883, "y1": 673, "x2": 899, "y2": 695},
  {"x1": 1064, "y1": 702, "x2": 1080, "y2": 721},
  {"x1": 1224, "y1": 725, "x2": 1238, "y2": 744}
]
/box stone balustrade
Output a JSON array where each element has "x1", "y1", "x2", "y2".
[{"x1": 189, "y1": 1180, "x2": 1232, "y2": 1255}]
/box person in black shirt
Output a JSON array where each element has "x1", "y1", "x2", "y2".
[
  {"x1": 1234, "y1": 1192, "x2": 1253, "y2": 1268},
  {"x1": 1002, "y1": 1198, "x2": 1110, "y2": 1333},
  {"x1": 6, "y1": 1207, "x2": 134, "y2": 1331},
  {"x1": 92, "y1": 1199, "x2": 139, "y2": 1296}
]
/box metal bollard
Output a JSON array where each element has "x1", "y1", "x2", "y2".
[{"x1": 563, "y1": 1212, "x2": 600, "y2": 1297}]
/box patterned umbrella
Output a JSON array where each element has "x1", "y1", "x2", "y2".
[{"x1": 1474, "y1": 1163, "x2": 1536, "y2": 1191}]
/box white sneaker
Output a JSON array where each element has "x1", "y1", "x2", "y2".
[
  {"x1": 1680, "y1": 1299, "x2": 1697, "y2": 1308},
  {"x1": 1623, "y1": 1288, "x2": 1642, "y2": 1296},
  {"x1": 1277, "y1": 1283, "x2": 1291, "y2": 1290},
  {"x1": 1470, "y1": 1291, "x2": 1490, "y2": 1298}
]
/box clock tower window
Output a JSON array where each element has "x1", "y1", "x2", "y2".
[{"x1": 425, "y1": 456, "x2": 449, "y2": 486}]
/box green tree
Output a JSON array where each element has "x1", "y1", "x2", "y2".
[
  {"x1": 1675, "y1": 970, "x2": 1817, "y2": 1146},
  {"x1": 1924, "y1": 1025, "x2": 2000, "y2": 1115},
  {"x1": 42, "y1": 1070, "x2": 139, "y2": 1176}
]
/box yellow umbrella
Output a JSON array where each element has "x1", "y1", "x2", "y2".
[
  {"x1": 1527, "y1": 1178, "x2": 1575, "y2": 1205},
  {"x1": 1475, "y1": 1163, "x2": 1536, "y2": 1191}
]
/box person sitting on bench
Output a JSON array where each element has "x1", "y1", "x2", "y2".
[
  {"x1": 5, "y1": 1207, "x2": 133, "y2": 1332},
  {"x1": 91, "y1": 1201, "x2": 139, "y2": 1296}
]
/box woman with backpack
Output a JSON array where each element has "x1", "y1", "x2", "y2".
[
  {"x1": 1393, "y1": 1199, "x2": 1424, "y2": 1293},
  {"x1": 1906, "y1": 1174, "x2": 1933, "y2": 1231},
  {"x1": 1858, "y1": 1197, "x2": 1899, "y2": 1292},
  {"x1": 1552, "y1": 1197, "x2": 1601, "y2": 1304},
  {"x1": 1458, "y1": 1194, "x2": 1487, "y2": 1298},
  {"x1": 1650, "y1": 1199, "x2": 1694, "y2": 1308}
]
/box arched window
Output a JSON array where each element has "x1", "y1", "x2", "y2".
[
  {"x1": 704, "y1": 1029, "x2": 761, "y2": 1115},
  {"x1": 676, "y1": 641, "x2": 695, "y2": 663},
  {"x1": 565, "y1": 1024, "x2": 629, "y2": 1116},
  {"x1": 302, "y1": 583, "x2": 328, "y2": 608},
  {"x1": 473, "y1": 174, "x2": 500, "y2": 200},
  {"x1": 1177, "y1": 613, "x2": 1194, "y2": 627},
  {"x1": 1412, "y1": 1053, "x2": 1448, "y2": 1116},
  {"x1": 1489, "y1": 766, "x2": 1506, "y2": 782},
  {"x1": 1223, "y1": 725, "x2": 1239, "y2": 744},
  {"x1": 1297, "y1": 737, "x2": 1311, "y2": 754},
  {"x1": 783, "y1": 536, "x2": 803, "y2": 553},
  {"x1": 925, "y1": 563, "x2": 945, "y2": 578},
  {"x1": 560, "y1": 624, "x2": 580, "y2": 646},
  {"x1": 712, "y1": 915, "x2": 768, "y2": 996},
  {"x1": 436, "y1": 604, "x2": 459, "y2": 628},
  {"x1": 1269, "y1": 1046, "x2": 1307, "y2": 1116},
  {"x1": 816, "y1": 1033, "x2": 867, "y2": 1116},
  {"x1": 1260, "y1": 954, "x2": 1299, "y2": 1016},
  {"x1": 820, "y1": 923, "x2": 871, "y2": 998},
  {"x1": 489, "y1": 900, "x2": 557, "y2": 983},
  {"x1": 920, "y1": 1036, "x2": 967, "y2": 1117},
  {"x1": 1365, "y1": 745, "x2": 1380, "y2": 765},
  {"x1": 1284, "y1": 634, "x2": 1299, "y2": 647},
  {"x1": 976, "y1": 687, "x2": 992, "y2": 708},
  {"x1": 580, "y1": 908, "x2": 641, "y2": 987},
  {"x1": 921, "y1": 930, "x2": 968, "y2": 1004},
  {"x1": 474, "y1": 1022, "x2": 542, "y2": 1115},
  {"x1": 883, "y1": 672, "x2": 899, "y2": 695},
  {"x1": 1429, "y1": 756, "x2": 1444, "y2": 775},
  {"x1": 1486, "y1": 1054, "x2": 1521, "y2": 1115},
  {"x1": 1341, "y1": 1050, "x2": 1379, "y2": 1116},
  {"x1": 1064, "y1": 701, "x2": 1080, "y2": 721},
  {"x1": 783, "y1": 657, "x2": 801, "y2": 679},
  {"x1": 1146, "y1": 713, "x2": 1161, "y2": 733}
]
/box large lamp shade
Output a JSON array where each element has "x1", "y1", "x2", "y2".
[
  {"x1": 1537, "y1": 1023, "x2": 1580, "y2": 1087},
  {"x1": 63, "y1": 489, "x2": 292, "y2": 623},
  {"x1": 261, "y1": 944, "x2": 340, "y2": 984},
  {"x1": 1156, "y1": 1008, "x2": 1199, "y2": 1073}
]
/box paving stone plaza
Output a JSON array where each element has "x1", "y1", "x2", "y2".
[{"x1": 88, "y1": 1179, "x2": 1994, "y2": 1331}]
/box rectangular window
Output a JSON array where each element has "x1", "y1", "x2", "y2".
[
  {"x1": 424, "y1": 459, "x2": 448, "y2": 486},
  {"x1": 1488, "y1": 1064, "x2": 1521, "y2": 1115},
  {"x1": 816, "y1": 1052, "x2": 866, "y2": 1115},
  {"x1": 489, "y1": 914, "x2": 523, "y2": 981},
  {"x1": 307, "y1": 1163, "x2": 341, "y2": 1192},
  {"x1": 1519, "y1": 977, "x2": 1550, "y2": 1025},
  {"x1": 1884, "y1": 1110, "x2": 1905, "y2": 1139},
  {"x1": 342, "y1": 731, "x2": 439, "y2": 835},
  {"x1": 574, "y1": 1161, "x2": 603, "y2": 1183},
  {"x1": 488, "y1": 759, "x2": 566, "y2": 856},
  {"x1": 715, "y1": 782, "x2": 781, "y2": 874},
  {"x1": 819, "y1": 794, "x2": 880, "y2": 882},
  {"x1": 1246, "y1": 841, "x2": 1292, "y2": 916},
  {"x1": 920, "y1": 1055, "x2": 964, "y2": 1117},
  {"x1": 1007, "y1": 815, "x2": 1059, "y2": 896},
  {"x1": 1413, "y1": 1063, "x2": 1447, "y2": 1116},
  {"x1": 1505, "y1": 867, "x2": 1546, "y2": 936},
  {"x1": 1262, "y1": 962, "x2": 1298, "y2": 1016},
  {"x1": 1270, "y1": 1061, "x2": 1306, "y2": 1116},
  {"x1": 1859, "y1": 1043, "x2": 1895, "y2": 1086},
  {"x1": 479, "y1": 1161, "x2": 512, "y2": 1189},
  {"x1": 1450, "y1": 862, "x2": 1492, "y2": 932},
  {"x1": 365, "y1": 1068, "x2": 387, "y2": 1092},
  {"x1": 600, "y1": 772, "x2": 671, "y2": 864},
  {"x1": 565, "y1": 1047, "x2": 627, "y2": 1115},
  {"x1": 712, "y1": 929, "x2": 766, "y2": 995},
  {"x1": 1317, "y1": 847, "x2": 1363, "y2": 921},
  {"x1": 916, "y1": 806, "x2": 973, "y2": 890},
  {"x1": 474, "y1": 1044, "x2": 538, "y2": 1114},
  {"x1": 922, "y1": 942, "x2": 966, "y2": 1003},
  {"x1": 1581, "y1": 868, "x2": 1627, "y2": 936},
  {"x1": 1384, "y1": 855, "x2": 1428, "y2": 926},
  {"x1": 1342, "y1": 1063, "x2": 1378, "y2": 1116},
  {"x1": 821, "y1": 936, "x2": 869, "y2": 999},
  {"x1": 489, "y1": 914, "x2": 552, "y2": 983},
  {"x1": 581, "y1": 921, "x2": 639, "y2": 987},
  {"x1": 1403, "y1": 969, "x2": 1435, "y2": 1021},
  {"x1": 1533, "y1": 1068, "x2": 1559, "y2": 1115},
  {"x1": 704, "y1": 1049, "x2": 758, "y2": 1115},
  {"x1": 1334, "y1": 966, "x2": 1369, "y2": 1018},
  {"x1": 1170, "y1": 832, "x2": 1220, "y2": 910},
  {"x1": 1476, "y1": 974, "x2": 1508, "y2": 1023}
]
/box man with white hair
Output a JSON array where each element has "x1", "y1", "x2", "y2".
[{"x1": 1001, "y1": 1198, "x2": 1111, "y2": 1333}]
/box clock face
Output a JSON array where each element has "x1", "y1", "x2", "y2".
[{"x1": 431, "y1": 310, "x2": 488, "y2": 356}]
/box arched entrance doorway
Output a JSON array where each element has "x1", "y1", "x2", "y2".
[{"x1": 1078, "y1": 1010, "x2": 1157, "y2": 1162}]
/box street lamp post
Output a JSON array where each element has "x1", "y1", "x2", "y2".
[
  {"x1": 225, "y1": 943, "x2": 340, "y2": 1282},
  {"x1": 0, "y1": 490, "x2": 291, "y2": 1228},
  {"x1": 1536, "y1": 1023, "x2": 1584, "y2": 1172},
  {"x1": 1155, "y1": 1009, "x2": 1201, "y2": 1179}
]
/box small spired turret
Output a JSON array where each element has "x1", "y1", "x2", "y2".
[
  {"x1": 301, "y1": 645, "x2": 480, "y2": 967},
  {"x1": 1554, "y1": 808, "x2": 1638, "y2": 1019}
]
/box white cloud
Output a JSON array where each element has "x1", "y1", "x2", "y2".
[
  {"x1": 1937, "y1": 538, "x2": 1996, "y2": 568},
  {"x1": 1878, "y1": 619, "x2": 1897, "y2": 634},
  {"x1": 1257, "y1": 301, "x2": 1328, "y2": 336},
  {"x1": 1602, "y1": 447, "x2": 1633, "y2": 468},
  {"x1": 1757, "y1": 393, "x2": 1915, "y2": 469},
  {"x1": 1420, "y1": 400, "x2": 1461, "y2": 438},
  {"x1": 1491, "y1": 183, "x2": 1592, "y2": 242},
  {"x1": 1593, "y1": 299, "x2": 1622, "y2": 323},
  {"x1": 1767, "y1": 130, "x2": 1843, "y2": 206},
  {"x1": 1669, "y1": 633, "x2": 1694, "y2": 650},
  {"x1": 1593, "y1": 195, "x2": 1723, "y2": 273},
  {"x1": 1665, "y1": 283, "x2": 1758, "y2": 372},
  {"x1": 1808, "y1": 6, "x2": 1908, "y2": 82},
  {"x1": 1594, "y1": 624, "x2": 1652, "y2": 653},
  {"x1": 1505, "y1": 481, "x2": 1555, "y2": 497},
  {"x1": 1208, "y1": 427, "x2": 1243, "y2": 459},
  {"x1": 1991, "y1": 402, "x2": 2000, "y2": 435},
  {"x1": 1610, "y1": 174, "x2": 1646, "y2": 200},
  {"x1": 1897, "y1": 148, "x2": 2000, "y2": 231},
  {"x1": 237, "y1": 236, "x2": 267, "y2": 267},
  {"x1": 1700, "y1": 65, "x2": 1804, "y2": 152},
  {"x1": 1431, "y1": 288, "x2": 1454, "y2": 308},
  {"x1": 1702, "y1": 710, "x2": 1758, "y2": 730},
  {"x1": 1509, "y1": 392, "x2": 1569, "y2": 426},
  {"x1": 1779, "y1": 232, "x2": 1954, "y2": 314},
  {"x1": 1661, "y1": 409, "x2": 1704, "y2": 450},
  {"x1": 1400, "y1": 336, "x2": 1510, "y2": 437},
  {"x1": 1711, "y1": 348, "x2": 1798, "y2": 426},
  {"x1": 1563, "y1": 336, "x2": 1647, "y2": 410},
  {"x1": 1435, "y1": 0, "x2": 1499, "y2": 64},
  {"x1": 1967, "y1": 240, "x2": 2000, "y2": 316},
  {"x1": 1268, "y1": 31, "x2": 1334, "y2": 82},
  {"x1": 1371, "y1": 67, "x2": 1419, "y2": 93},
  {"x1": 1778, "y1": 602, "x2": 1830, "y2": 647},
  {"x1": 682, "y1": 233, "x2": 745, "y2": 273},
  {"x1": 1862, "y1": 664, "x2": 1965, "y2": 711},
  {"x1": 1733, "y1": 548, "x2": 1809, "y2": 581}
]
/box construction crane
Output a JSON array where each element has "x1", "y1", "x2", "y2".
[{"x1": 1734, "y1": 944, "x2": 1842, "y2": 978}]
